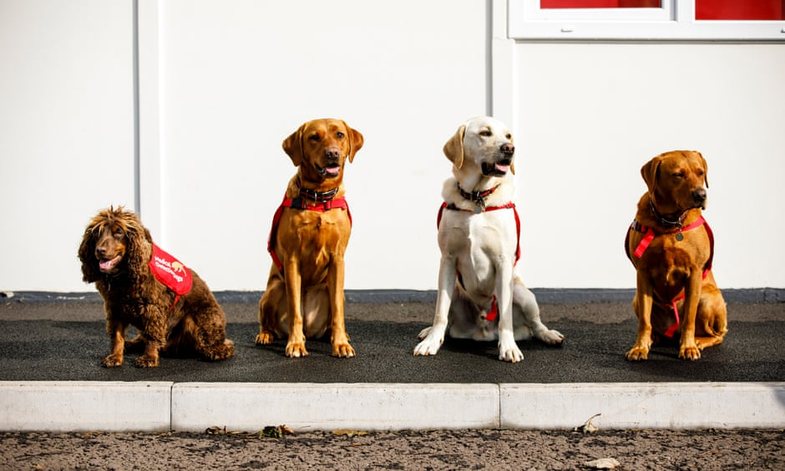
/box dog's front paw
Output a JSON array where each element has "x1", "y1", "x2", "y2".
[
  {"x1": 417, "y1": 326, "x2": 432, "y2": 340},
  {"x1": 679, "y1": 343, "x2": 701, "y2": 361},
  {"x1": 255, "y1": 331, "x2": 274, "y2": 345},
  {"x1": 537, "y1": 328, "x2": 565, "y2": 346},
  {"x1": 625, "y1": 345, "x2": 650, "y2": 361},
  {"x1": 332, "y1": 341, "x2": 356, "y2": 358},
  {"x1": 413, "y1": 333, "x2": 443, "y2": 356},
  {"x1": 498, "y1": 339, "x2": 524, "y2": 363},
  {"x1": 285, "y1": 340, "x2": 309, "y2": 358},
  {"x1": 134, "y1": 355, "x2": 160, "y2": 368},
  {"x1": 101, "y1": 353, "x2": 123, "y2": 368}
]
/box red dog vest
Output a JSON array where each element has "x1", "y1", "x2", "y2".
[
  {"x1": 267, "y1": 195, "x2": 352, "y2": 272},
  {"x1": 625, "y1": 216, "x2": 714, "y2": 338},
  {"x1": 149, "y1": 244, "x2": 193, "y2": 306},
  {"x1": 437, "y1": 201, "x2": 522, "y2": 322}
]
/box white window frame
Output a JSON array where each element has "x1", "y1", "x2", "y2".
[{"x1": 508, "y1": 0, "x2": 785, "y2": 40}]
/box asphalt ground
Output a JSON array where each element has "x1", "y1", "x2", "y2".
[{"x1": 1, "y1": 290, "x2": 783, "y2": 383}]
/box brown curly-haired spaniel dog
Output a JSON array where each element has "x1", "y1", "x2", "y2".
[{"x1": 79, "y1": 206, "x2": 234, "y2": 368}]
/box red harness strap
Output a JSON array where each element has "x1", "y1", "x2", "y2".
[
  {"x1": 437, "y1": 201, "x2": 521, "y2": 321},
  {"x1": 625, "y1": 216, "x2": 715, "y2": 338},
  {"x1": 267, "y1": 195, "x2": 352, "y2": 272},
  {"x1": 148, "y1": 244, "x2": 193, "y2": 309}
]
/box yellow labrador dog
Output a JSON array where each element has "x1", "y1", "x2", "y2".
[{"x1": 414, "y1": 117, "x2": 564, "y2": 362}]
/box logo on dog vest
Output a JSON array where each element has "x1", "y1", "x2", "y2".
[{"x1": 149, "y1": 244, "x2": 193, "y2": 296}]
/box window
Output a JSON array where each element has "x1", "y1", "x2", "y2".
[{"x1": 508, "y1": 0, "x2": 785, "y2": 40}]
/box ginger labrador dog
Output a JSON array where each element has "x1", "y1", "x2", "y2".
[
  {"x1": 256, "y1": 118, "x2": 363, "y2": 358},
  {"x1": 414, "y1": 117, "x2": 564, "y2": 362},
  {"x1": 625, "y1": 150, "x2": 727, "y2": 361}
]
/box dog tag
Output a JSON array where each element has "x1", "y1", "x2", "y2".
[{"x1": 675, "y1": 232, "x2": 684, "y2": 241}]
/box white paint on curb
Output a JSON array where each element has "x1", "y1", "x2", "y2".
[
  {"x1": 0, "y1": 381, "x2": 173, "y2": 432},
  {"x1": 170, "y1": 383, "x2": 500, "y2": 432},
  {"x1": 501, "y1": 382, "x2": 785, "y2": 429},
  {"x1": 2, "y1": 381, "x2": 783, "y2": 431}
]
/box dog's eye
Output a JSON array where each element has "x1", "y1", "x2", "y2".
[
  {"x1": 113, "y1": 230, "x2": 124, "y2": 239},
  {"x1": 479, "y1": 130, "x2": 492, "y2": 137},
  {"x1": 672, "y1": 172, "x2": 685, "y2": 179},
  {"x1": 308, "y1": 134, "x2": 321, "y2": 142},
  {"x1": 505, "y1": 133, "x2": 512, "y2": 139},
  {"x1": 336, "y1": 131, "x2": 345, "y2": 139}
]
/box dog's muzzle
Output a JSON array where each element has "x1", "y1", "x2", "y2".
[
  {"x1": 692, "y1": 188, "x2": 707, "y2": 209},
  {"x1": 482, "y1": 157, "x2": 513, "y2": 177}
]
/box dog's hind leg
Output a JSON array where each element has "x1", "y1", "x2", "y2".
[
  {"x1": 256, "y1": 275, "x2": 285, "y2": 345},
  {"x1": 512, "y1": 276, "x2": 564, "y2": 346},
  {"x1": 186, "y1": 311, "x2": 235, "y2": 362},
  {"x1": 695, "y1": 288, "x2": 728, "y2": 351}
]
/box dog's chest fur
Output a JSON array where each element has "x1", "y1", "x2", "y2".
[
  {"x1": 630, "y1": 220, "x2": 712, "y2": 302},
  {"x1": 439, "y1": 178, "x2": 518, "y2": 298},
  {"x1": 281, "y1": 209, "x2": 350, "y2": 281}
]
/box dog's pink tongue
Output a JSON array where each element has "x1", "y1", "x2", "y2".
[
  {"x1": 99, "y1": 260, "x2": 113, "y2": 271},
  {"x1": 495, "y1": 163, "x2": 510, "y2": 173},
  {"x1": 325, "y1": 166, "x2": 340, "y2": 176}
]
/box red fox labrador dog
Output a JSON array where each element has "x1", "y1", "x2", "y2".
[
  {"x1": 256, "y1": 118, "x2": 363, "y2": 358},
  {"x1": 414, "y1": 116, "x2": 564, "y2": 362},
  {"x1": 625, "y1": 150, "x2": 727, "y2": 361}
]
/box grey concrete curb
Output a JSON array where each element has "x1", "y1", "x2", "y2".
[{"x1": 2, "y1": 381, "x2": 783, "y2": 432}]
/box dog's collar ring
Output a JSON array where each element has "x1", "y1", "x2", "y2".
[{"x1": 457, "y1": 183, "x2": 500, "y2": 211}]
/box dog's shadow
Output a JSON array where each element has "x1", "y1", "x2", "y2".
[{"x1": 441, "y1": 337, "x2": 506, "y2": 360}]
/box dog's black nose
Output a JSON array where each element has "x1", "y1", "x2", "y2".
[
  {"x1": 325, "y1": 148, "x2": 340, "y2": 162},
  {"x1": 692, "y1": 188, "x2": 707, "y2": 204},
  {"x1": 500, "y1": 143, "x2": 514, "y2": 155}
]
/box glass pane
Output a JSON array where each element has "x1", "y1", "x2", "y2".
[
  {"x1": 696, "y1": 0, "x2": 785, "y2": 20},
  {"x1": 541, "y1": 0, "x2": 661, "y2": 8}
]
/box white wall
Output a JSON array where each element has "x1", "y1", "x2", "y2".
[
  {"x1": 156, "y1": 0, "x2": 488, "y2": 290},
  {"x1": 1, "y1": 0, "x2": 783, "y2": 292},
  {"x1": 0, "y1": 0, "x2": 134, "y2": 292}
]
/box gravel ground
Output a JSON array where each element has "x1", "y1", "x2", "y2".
[{"x1": 1, "y1": 428, "x2": 783, "y2": 470}]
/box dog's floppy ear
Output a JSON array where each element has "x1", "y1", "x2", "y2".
[
  {"x1": 443, "y1": 124, "x2": 466, "y2": 169},
  {"x1": 78, "y1": 222, "x2": 100, "y2": 283},
  {"x1": 122, "y1": 211, "x2": 152, "y2": 286},
  {"x1": 282, "y1": 123, "x2": 306, "y2": 167},
  {"x1": 342, "y1": 120, "x2": 364, "y2": 163},
  {"x1": 695, "y1": 151, "x2": 709, "y2": 188},
  {"x1": 641, "y1": 156, "x2": 662, "y2": 194}
]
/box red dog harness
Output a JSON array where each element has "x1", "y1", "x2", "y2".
[
  {"x1": 625, "y1": 216, "x2": 715, "y2": 338},
  {"x1": 437, "y1": 200, "x2": 521, "y2": 322},
  {"x1": 267, "y1": 193, "x2": 352, "y2": 272},
  {"x1": 148, "y1": 244, "x2": 193, "y2": 308}
]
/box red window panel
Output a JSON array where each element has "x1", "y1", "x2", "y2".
[
  {"x1": 541, "y1": 0, "x2": 661, "y2": 8},
  {"x1": 696, "y1": 0, "x2": 785, "y2": 20}
]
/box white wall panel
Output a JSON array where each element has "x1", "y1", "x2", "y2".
[
  {"x1": 157, "y1": 0, "x2": 487, "y2": 290},
  {"x1": 0, "y1": 0, "x2": 134, "y2": 292}
]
